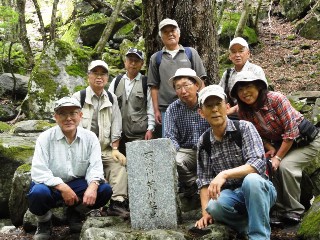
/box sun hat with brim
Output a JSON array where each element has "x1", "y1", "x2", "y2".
[
  {"x1": 159, "y1": 18, "x2": 179, "y2": 30},
  {"x1": 88, "y1": 60, "x2": 109, "y2": 72},
  {"x1": 229, "y1": 37, "x2": 249, "y2": 49},
  {"x1": 54, "y1": 97, "x2": 81, "y2": 112},
  {"x1": 169, "y1": 68, "x2": 202, "y2": 89},
  {"x1": 230, "y1": 71, "x2": 268, "y2": 98},
  {"x1": 198, "y1": 85, "x2": 227, "y2": 105}
]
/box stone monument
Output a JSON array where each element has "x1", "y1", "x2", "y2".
[{"x1": 126, "y1": 138, "x2": 180, "y2": 230}]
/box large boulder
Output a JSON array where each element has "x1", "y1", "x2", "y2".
[
  {"x1": 22, "y1": 40, "x2": 90, "y2": 120},
  {"x1": 0, "y1": 120, "x2": 52, "y2": 219},
  {"x1": 279, "y1": 0, "x2": 315, "y2": 21},
  {"x1": 0, "y1": 73, "x2": 29, "y2": 99}
]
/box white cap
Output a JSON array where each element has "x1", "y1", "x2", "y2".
[
  {"x1": 54, "y1": 97, "x2": 81, "y2": 112},
  {"x1": 198, "y1": 85, "x2": 227, "y2": 105},
  {"x1": 169, "y1": 68, "x2": 202, "y2": 88},
  {"x1": 230, "y1": 71, "x2": 268, "y2": 98},
  {"x1": 229, "y1": 37, "x2": 249, "y2": 49},
  {"x1": 88, "y1": 60, "x2": 109, "y2": 72},
  {"x1": 159, "y1": 18, "x2": 179, "y2": 30}
]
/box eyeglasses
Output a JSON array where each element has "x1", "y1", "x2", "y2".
[
  {"x1": 175, "y1": 83, "x2": 194, "y2": 92},
  {"x1": 57, "y1": 111, "x2": 80, "y2": 119},
  {"x1": 89, "y1": 71, "x2": 108, "y2": 78}
]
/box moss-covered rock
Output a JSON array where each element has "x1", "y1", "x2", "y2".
[
  {"x1": 279, "y1": 0, "x2": 313, "y2": 21},
  {"x1": 298, "y1": 195, "x2": 320, "y2": 239},
  {"x1": 23, "y1": 40, "x2": 91, "y2": 119},
  {"x1": 296, "y1": 16, "x2": 320, "y2": 40},
  {"x1": 0, "y1": 121, "x2": 11, "y2": 133}
]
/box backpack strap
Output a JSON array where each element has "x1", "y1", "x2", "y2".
[
  {"x1": 141, "y1": 75, "x2": 148, "y2": 102},
  {"x1": 155, "y1": 47, "x2": 193, "y2": 69},
  {"x1": 80, "y1": 89, "x2": 113, "y2": 106},
  {"x1": 80, "y1": 89, "x2": 86, "y2": 108},
  {"x1": 113, "y1": 74, "x2": 124, "y2": 93},
  {"x1": 230, "y1": 120, "x2": 242, "y2": 148},
  {"x1": 198, "y1": 128, "x2": 211, "y2": 170},
  {"x1": 106, "y1": 90, "x2": 113, "y2": 104}
]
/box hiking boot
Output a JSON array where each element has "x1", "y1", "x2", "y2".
[
  {"x1": 178, "y1": 182, "x2": 198, "y2": 198},
  {"x1": 107, "y1": 199, "x2": 130, "y2": 219},
  {"x1": 34, "y1": 219, "x2": 52, "y2": 240},
  {"x1": 66, "y1": 207, "x2": 84, "y2": 233},
  {"x1": 123, "y1": 198, "x2": 130, "y2": 211},
  {"x1": 281, "y1": 212, "x2": 301, "y2": 224}
]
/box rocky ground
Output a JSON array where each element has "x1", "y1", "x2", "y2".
[{"x1": 0, "y1": 15, "x2": 318, "y2": 240}]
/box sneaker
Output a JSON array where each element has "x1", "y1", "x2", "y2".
[
  {"x1": 123, "y1": 198, "x2": 130, "y2": 211},
  {"x1": 107, "y1": 200, "x2": 130, "y2": 219},
  {"x1": 34, "y1": 220, "x2": 52, "y2": 240},
  {"x1": 66, "y1": 207, "x2": 84, "y2": 233}
]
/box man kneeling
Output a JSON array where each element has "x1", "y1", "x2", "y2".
[{"x1": 195, "y1": 85, "x2": 276, "y2": 239}]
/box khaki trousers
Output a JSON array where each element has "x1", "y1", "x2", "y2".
[
  {"x1": 176, "y1": 148, "x2": 197, "y2": 187},
  {"x1": 102, "y1": 149, "x2": 128, "y2": 202},
  {"x1": 273, "y1": 133, "x2": 320, "y2": 214}
]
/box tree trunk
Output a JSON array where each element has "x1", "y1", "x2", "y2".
[
  {"x1": 50, "y1": 0, "x2": 59, "y2": 41},
  {"x1": 31, "y1": 0, "x2": 47, "y2": 48},
  {"x1": 142, "y1": 0, "x2": 219, "y2": 84},
  {"x1": 16, "y1": 0, "x2": 34, "y2": 70},
  {"x1": 234, "y1": 0, "x2": 251, "y2": 38},
  {"x1": 93, "y1": 0, "x2": 124, "y2": 58}
]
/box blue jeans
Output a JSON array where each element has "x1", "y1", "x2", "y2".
[
  {"x1": 206, "y1": 173, "x2": 276, "y2": 240},
  {"x1": 28, "y1": 178, "x2": 112, "y2": 216}
]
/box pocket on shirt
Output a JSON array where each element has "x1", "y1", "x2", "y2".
[
  {"x1": 129, "y1": 114, "x2": 148, "y2": 134},
  {"x1": 81, "y1": 112, "x2": 91, "y2": 129}
]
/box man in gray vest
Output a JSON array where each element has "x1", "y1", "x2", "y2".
[{"x1": 109, "y1": 48, "x2": 155, "y2": 155}]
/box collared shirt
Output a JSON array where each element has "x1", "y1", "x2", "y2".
[
  {"x1": 147, "y1": 45, "x2": 206, "y2": 111},
  {"x1": 239, "y1": 91, "x2": 303, "y2": 142},
  {"x1": 165, "y1": 99, "x2": 210, "y2": 151},
  {"x1": 196, "y1": 119, "x2": 266, "y2": 190},
  {"x1": 31, "y1": 126, "x2": 105, "y2": 187},
  {"x1": 109, "y1": 72, "x2": 155, "y2": 131}
]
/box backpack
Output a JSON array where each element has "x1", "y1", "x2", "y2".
[
  {"x1": 113, "y1": 74, "x2": 148, "y2": 102},
  {"x1": 155, "y1": 47, "x2": 193, "y2": 70},
  {"x1": 199, "y1": 120, "x2": 272, "y2": 179},
  {"x1": 79, "y1": 89, "x2": 113, "y2": 108},
  {"x1": 224, "y1": 68, "x2": 234, "y2": 106}
]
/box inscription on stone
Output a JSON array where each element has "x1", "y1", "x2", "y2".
[{"x1": 126, "y1": 138, "x2": 179, "y2": 230}]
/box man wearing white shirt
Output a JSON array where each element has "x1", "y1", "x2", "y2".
[
  {"x1": 109, "y1": 48, "x2": 155, "y2": 155},
  {"x1": 28, "y1": 97, "x2": 112, "y2": 240}
]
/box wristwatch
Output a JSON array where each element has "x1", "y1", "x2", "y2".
[{"x1": 112, "y1": 146, "x2": 118, "y2": 150}]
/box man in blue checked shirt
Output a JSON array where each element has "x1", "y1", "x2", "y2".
[
  {"x1": 194, "y1": 85, "x2": 276, "y2": 240},
  {"x1": 165, "y1": 68, "x2": 210, "y2": 197}
]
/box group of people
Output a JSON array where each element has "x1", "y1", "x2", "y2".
[{"x1": 27, "y1": 17, "x2": 320, "y2": 240}]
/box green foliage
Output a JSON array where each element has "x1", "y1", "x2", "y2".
[
  {"x1": 0, "y1": 121, "x2": 11, "y2": 133},
  {"x1": 219, "y1": 12, "x2": 258, "y2": 48},
  {"x1": 0, "y1": 6, "x2": 19, "y2": 38},
  {"x1": 82, "y1": 13, "x2": 107, "y2": 26},
  {"x1": 65, "y1": 64, "x2": 87, "y2": 78},
  {"x1": 61, "y1": 20, "x2": 82, "y2": 46},
  {"x1": 0, "y1": 42, "x2": 28, "y2": 75}
]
